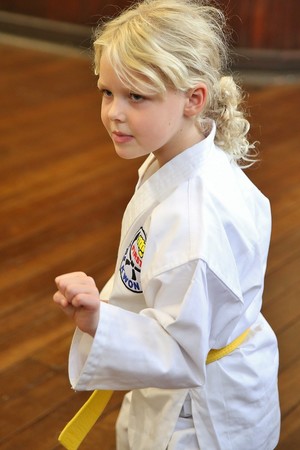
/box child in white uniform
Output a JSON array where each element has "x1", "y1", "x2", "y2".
[{"x1": 53, "y1": 1, "x2": 280, "y2": 448}]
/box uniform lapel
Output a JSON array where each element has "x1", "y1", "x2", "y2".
[{"x1": 121, "y1": 121, "x2": 216, "y2": 245}]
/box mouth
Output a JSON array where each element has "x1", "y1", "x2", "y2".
[{"x1": 111, "y1": 130, "x2": 134, "y2": 144}]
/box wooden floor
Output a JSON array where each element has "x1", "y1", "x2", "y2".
[{"x1": 0, "y1": 40, "x2": 299, "y2": 449}]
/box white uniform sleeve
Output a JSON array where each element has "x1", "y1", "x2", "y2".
[{"x1": 69, "y1": 259, "x2": 243, "y2": 391}]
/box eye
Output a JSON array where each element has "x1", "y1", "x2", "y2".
[
  {"x1": 101, "y1": 89, "x2": 113, "y2": 98},
  {"x1": 130, "y1": 92, "x2": 144, "y2": 102}
]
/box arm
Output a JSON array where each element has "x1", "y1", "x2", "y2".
[
  {"x1": 67, "y1": 260, "x2": 242, "y2": 391},
  {"x1": 53, "y1": 259, "x2": 243, "y2": 392}
]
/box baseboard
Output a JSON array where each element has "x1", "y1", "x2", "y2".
[
  {"x1": 0, "y1": 11, "x2": 92, "y2": 49},
  {"x1": 232, "y1": 48, "x2": 300, "y2": 72},
  {"x1": 0, "y1": 11, "x2": 299, "y2": 71}
]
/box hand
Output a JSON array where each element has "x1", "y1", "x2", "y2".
[{"x1": 53, "y1": 272, "x2": 100, "y2": 337}]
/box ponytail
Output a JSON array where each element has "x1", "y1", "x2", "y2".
[{"x1": 206, "y1": 76, "x2": 257, "y2": 166}]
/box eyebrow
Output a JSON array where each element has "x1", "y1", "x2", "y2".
[{"x1": 97, "y1": 79, "x2": 107, "y2": 90}]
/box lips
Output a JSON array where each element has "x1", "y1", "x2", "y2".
[{"x1": 112, "y1": 130, "x2": 134, "y2": 143}]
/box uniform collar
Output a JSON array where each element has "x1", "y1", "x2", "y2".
[
  {"x1": 121, "y1": 120, "x2": 216, "y2": 235},
  {"x1": 137, "y1": 119, "x2": 215, "y2": 198}
]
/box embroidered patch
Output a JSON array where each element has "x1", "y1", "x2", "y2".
[{"x1": 119, "y1": 227, "x2": 146, "y2": 293}]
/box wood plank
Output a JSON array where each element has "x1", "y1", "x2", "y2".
[
  {"x1": 262, "y1": 286, "x2": 299, "y2": 334},
  {"x1": 279, "y1": 359, "x2": 300, "y2": 418},
  {"x1": 0, "y1": 40, "x2": 299, "y2": 449},
  {"x1": 276, "y1": 403, "x2": 300, "y2": 450},
  {"x1": 0, "y1": 369, "x2": 74, "y2": 441},
  {"x1": 277, "y1": 321, "x2": 300, "y2": 371}
]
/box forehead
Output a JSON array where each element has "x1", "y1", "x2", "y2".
[
  {"x1": 98, "y1": 52, "x2": 117, "y2": 82},
  {"x1": 98, "y1": 51, "x2": 164, "y2": 96}
]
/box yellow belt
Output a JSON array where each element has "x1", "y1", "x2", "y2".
[{"x1": 59, "y1": 328, "x2": 249, "y2": 450}]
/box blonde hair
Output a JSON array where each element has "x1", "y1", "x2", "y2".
[{"x1": 93, "y1": 0, "x2": 256, "y2": 165}]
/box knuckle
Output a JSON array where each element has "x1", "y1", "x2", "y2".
[
  {"x1": 65, "y1": 285, "x2": 75, "y2": 299},
  {"x1": 72, "y1": 293, "x2": 84, "y2": 307},
  {"x1": 86, "y1": 276, "x2": 96, "y2": 286},
  {"x1": 77, "y1": 271, "x2": 87, "y2": 277}
]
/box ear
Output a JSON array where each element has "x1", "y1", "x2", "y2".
[{"x1": 184, "y1": 83, "x2": 207, "y2": 117}]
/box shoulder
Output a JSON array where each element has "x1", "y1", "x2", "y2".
[
  {"x1": 142, "y1": 152, "x2": 270, "y2": 286},
  {"x1": 142, "y1": 177, "x2": 216, "y2": 277}
]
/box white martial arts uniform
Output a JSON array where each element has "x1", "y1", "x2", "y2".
[{"x1": 69, "y1": 121, "x2": 280, "y2": 449}]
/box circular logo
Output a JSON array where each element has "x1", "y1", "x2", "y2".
[{"x1": 119, "y1": 227, "x2": 146, "y2": 293}]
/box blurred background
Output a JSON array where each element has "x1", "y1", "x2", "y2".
[{"x1": 0, "y1": 1, "x2": 299, "y2": 449}]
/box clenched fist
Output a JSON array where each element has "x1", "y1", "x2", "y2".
[{"x1": 53, "y1": 271, "x2": 100, "y2": 336}]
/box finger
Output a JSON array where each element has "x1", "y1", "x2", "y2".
[
  {"x1": 55, "y1": 274, "x2": 96, "y2": 296},
  {"x1": 59, "y1": 283, "x2": 99, "y2": 303},
  {"x1": 53, "y1": 291, "x2": 77, "y2": 318},
  {"x1": 70, "y1": 293, "x2": 100, "y2": 311},
  {"x1": 53, "y1": 291, "x2": 69, "y2": 308},
  {"x1": 55, "y1": 271, "x2": 87, "y2": 286}
]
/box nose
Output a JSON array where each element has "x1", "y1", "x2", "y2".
[{"x1": 107, "y1": 98, "x2": 126, "y2": 122}]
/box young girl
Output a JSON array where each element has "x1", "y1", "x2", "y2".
[{"x1": 53, "y1": 1, "x2": 280, "y2": 448}]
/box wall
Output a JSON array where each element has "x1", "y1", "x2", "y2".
[
  {"x1": 0, "y1": 0, "x2": 299, "y2": 49},
  {"x1": 0, "y1": 0, "x2": 130, "y2": 26}
]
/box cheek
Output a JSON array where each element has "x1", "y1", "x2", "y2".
[
  {"x1": 100, "y1": 105, "x2": 105, "y2": 124},
  {"x1": 100, "y1": 108, "x2": 110, "y2": 133},
  {"x1": 149, "y1": 113, "x2": 178, "y2": 138}
]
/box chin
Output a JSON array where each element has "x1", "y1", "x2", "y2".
[
  {"x1": 114, "y1": 147, "x2": 135, "y2": 160},
  {"x1": 114, "y1": 145, "x2": 148, "y2": 161}
]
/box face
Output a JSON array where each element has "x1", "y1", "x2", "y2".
[{"x1": 98, "y1": 52, "x2": 204, "y2": 166}]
